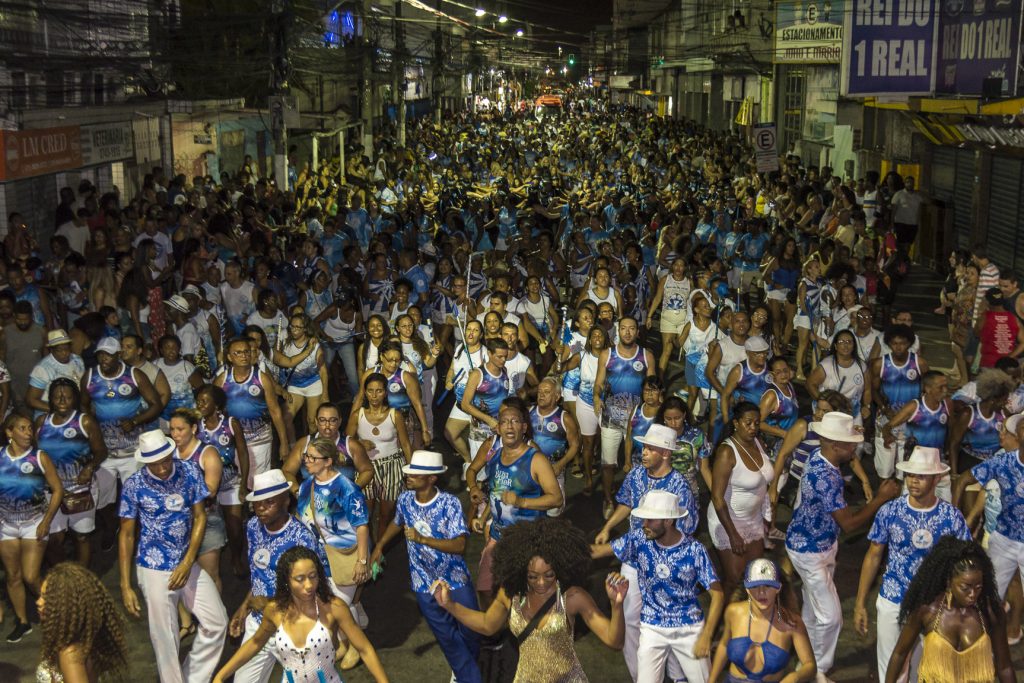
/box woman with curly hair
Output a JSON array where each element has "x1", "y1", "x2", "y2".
[
  {"x1": 213, "y1": 546, "x2": 388, "y2": 683},
  {"x1": 37, "y1": 561, "x2": 128, "y2": 682},
  {"x1": 887, "y1": 536, "x2": 1015, "y2": 682},
  {"x1": 435, "y1": 518, "x2": 627, "y2": 683}
]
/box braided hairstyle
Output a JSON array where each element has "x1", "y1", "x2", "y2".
[
  {"x1": 41, "y1": 562, "x2": 128, "y2": 681},
  {"x1": 898, "y1": 536, "x2": 1004, "y2": 628},
  {"x1": 492, "y1": 518, "x2": 591, "y2": 599}
]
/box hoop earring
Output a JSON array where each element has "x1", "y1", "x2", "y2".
[{"x1": 945, "y1": 590, "x2": 953, "y2": 610}]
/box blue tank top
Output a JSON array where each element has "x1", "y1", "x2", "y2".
[
  {"x1": 879, "y1": 353, "x2": 922, "y2": 412},
  {"x1": 791, "y1": 418, "x2": 819, "y2": 482},
  {"x1": 561, "y1": 331, "x2": 587, "y2": 393},
  {"x1": 15, "y1": 284, "x2": 45, "y2": 327},
  {"x1": 801, "y1": 277, "x2": 822, "y2": 320},
  {"x1": 0, "y1": 446, "x2": 46, "y2": 522},
  {"x1": 484, "y1": 444, "x2": 544, "y2": 540},
  {"x1": 37, "y1": 411, "x2": 91, "y2": 493},
  {"x1": 603, "y1": 344, "x2": 648, "y2": 427},
  {"x1": 765, "y1": 382, "x2": 799, "y2": 431},
  {"x1": 384, "y1": 366, "x2": 411, "y2": 412},
  {"x1": 530, "y1": 406, "x2": 568, "y2": 461},
  {"x1": 725, "y1": 607, "x2": 790, "y2": 680},
  {"x1": 734, "y1": 360, "x2": 769, "y2": 406},
  {"x1": 221, "y1": 367, "x2": 272, "y2": 443},
  {"x1": 281, "y1": 341, "x2": 321, "y2": 389},
  {"x1": 86, "y1": 364, "x2": 144, "y2": 452},
  {"x1": 471, "y1": 366, "x2": 510, "y2": 421},
  {"x1": 629, "y1": 403, "x2": 657, "y2": 467},
  {"x1": 197, "y1": 413, "x2": 241, "y2": 481},
  {"x1": 964, "y1": 404, "x2": 1004, "y2": 460},
  {"x1": 905, "y1": 399, "x2": 950, "y2": 450}
]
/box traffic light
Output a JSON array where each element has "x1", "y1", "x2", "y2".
[{"x1": 568, "y1": 54, "x2": 575, "y2": 66}]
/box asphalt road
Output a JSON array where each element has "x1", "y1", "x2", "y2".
[{"x1": 2, "y1": 265, "x2": 1022, "y2": 681}]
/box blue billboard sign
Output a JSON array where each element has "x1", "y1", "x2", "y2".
[
  {"x1": 842, "y1": 0, "x2": 940, "y2": 96},
  {"x1": 937, "y1": 0, "x2": 1023, "y2": 96}
]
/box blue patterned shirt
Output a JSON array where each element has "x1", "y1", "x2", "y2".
[
  {"x1": 971, "y1": 450, "x2": 1024, "y2": 543},
  {"x1": 394, "y1": 489, "x2": 471, "y2": 593},
  {"x1": 616, "y1": 467, "x2": 697, "y2": 536},
  {"x1": 786, "y1": 450, "x2": 846, "y2": 554},
  {"x1": 119, "y1": 460, "x2": 209, "y2": 571},
  {"x1": 612, "y1": 529, "x2": 719, "y2": 627},
  {"x1": 868, "y1": 496, "x2": 971, "y2": 603},
  {"x1": 297, "y1": 473, "x2": 369, "y2": 550},
  {"x1": 245, "y1": 516, "x2": 329, "y2": 623}
]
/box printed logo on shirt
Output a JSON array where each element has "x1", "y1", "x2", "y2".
[
  {"x1": 63, "y1": 427, "x2": 77, "y2": 439},
  {"x1": 389, "y1": 382, "x2": 402, "y2": 393},
  {"x1": 247, "y1": 385, "x2": 261, "y2": 397},
  {"x1": 939, "y1": 414, "x2": 948, "y2": 424},
  {"x1": 907, "y1": 369, "x2": 918, "y2": 380},
  {"x1": 117, "y1": 384, "x2": 133, "y2": 396},
  {"x1": 546, "y1": 422, "x2": 558, "y2": 432},
  {"x1": 853, "y1": 374, "x2": 862, "y2": 385},
  {"x1": 19, "y1": 461, "x2": 34, "y2": 474},
  {"x1": 655, "y1": 563, "x2": 671, "y2": 579},
  {"x1": 164, "y1": 494, "x2": 185, "y2": 512},
  {"x1": 413, "y1": 519, "x2": 432, "y2": 538},
  {"x1": 253, "y1": 548, "x2": 271, "y2": 570},
  {"x1": 218, "y1": 434, "x2": 231, "y2": 446},
  {"x1": 632, "y1": 361, "x2": 644, "y2": 371},
  {"x1": 911, "y1": 528, "x2": 934, "y2": 550}
]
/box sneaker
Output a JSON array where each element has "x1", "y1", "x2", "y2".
[
  {"x1": 6, "y1": 621, "x2": 31, "y2": 643},
  {"x1": 603, "y1": 500, "x2": 614, "y2": 520},
  {"x1": 1008, "y1": 629, "x2": 1023, "y2": 646},
  {"x1": 768, "y1": 527, "x2": 786, "y2": 541}
]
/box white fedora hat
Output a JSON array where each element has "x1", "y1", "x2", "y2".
[
  {"x1": 402, "y1": 450, "x2": 447, "y2": 475},
  {"x1": 246, "y1": 469, "x2": 292, "y2": 502},
  {"x1": 811, "y1": 411, "x2": 864, "y2": 443},
  {"x1": 631, "y1": 490, "x2": 688, "y2": 520},
  {"x1": 1005, "y1": 412, "x2": 1024, "y2": 436},
  {"x1": 134, "y1": 429, "x2": 176, "y2": 463},
  {"x1": 896, "y1": 446, "x2": 950, "y2": 476},
  {"x1": 46, "y1": 329, "x2": 72, "y2": 347},
  {"x1": 635, "y1": 424, "x2": 678, "y2": 451}
]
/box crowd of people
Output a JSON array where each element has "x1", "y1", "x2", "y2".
[{"x1": 1, "y1": 92, "x2": 1022, "y2": 683}]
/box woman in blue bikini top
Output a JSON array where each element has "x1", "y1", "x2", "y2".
[{"x1": 710, "y1": 559, "x2": 818, "y2": 682}]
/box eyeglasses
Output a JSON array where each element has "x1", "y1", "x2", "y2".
[
  {"x1": 382, "y1": 356, "x2": 402, "y2": 363},
  {"x1": 302, "y1": 453, "x2": 331, "y2": 462},
  {"x1": 835, "y1": 338, "x2": 854, "y2": 345},
  {"x1": 498, "y1": 418, "x2": 524, "y2": 426},
  {"x1": 317, "y1": 417, "x2": 340, "y2": 424}
]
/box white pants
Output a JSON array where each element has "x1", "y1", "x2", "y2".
[
  {"x1": 787, "y1": 542, "x2": 842, "y2": 673},
  {"x1": 621, "y1": 563, "x2": 684, "y2": 682},
  {"x1": 233, "y1": 613, "x2": 276, "y2": 683},
  {"x1": 96, "y1": 456, "x2": 140, "y2": 508},
  {"x1": 872, "y1": 426, "x2": 905, "y2": 479},
  {"x1": 989, "y1": 531, "x2": 1024, "y2": 599},
  {"x1": 249, "y1": 441, "x2": 272, "y2": 479},
  {"x1": 137, "y1": 564, "x2": 228, "y2": 683},
  {"x1": 876, "y1": 595, "x2": 920, "y2": 683},
  {"x1": 636, "y1": 622, "x2": 708, "y2": 683},
  {"x1": 600, "y1": 425, "x2": 626, "y2": 466}
]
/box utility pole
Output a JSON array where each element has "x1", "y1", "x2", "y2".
[
  {"x1": 433, "y1": 0, "x2": 444, "y2": 125},
  {"x1": 393, "y1": 0, "x2": 406, "y2": 146},
  {"x1": 361, "y1": 0, "x2": 374, "y2": 160},
  {"x1": 270, "y1": 0, "x2": 291, "y2": 185}
]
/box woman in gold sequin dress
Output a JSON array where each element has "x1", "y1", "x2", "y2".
[{"x1": 434, "y1": 517, "x2": 627, "y2": 683}]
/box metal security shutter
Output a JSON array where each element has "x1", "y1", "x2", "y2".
[
  {"x1": 988, "y1": 157, "x2": 1024, "y2": 278},
  {"x1": 953, "y1": 150, "x2": 975, "y2": 249}
]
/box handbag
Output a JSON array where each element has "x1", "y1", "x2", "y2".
[{"x1": 60, "y1": 489, "x2": 95, "y2": 515}]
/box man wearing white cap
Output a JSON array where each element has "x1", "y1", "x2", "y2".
[
  {"x1": 164, "y1": 294, "x2": 201, "y2": 362},
  {"x1": 785, "y1": 412, "x2": 900, "y2": 682},
  {"x1": 955, "y1": 412, "x2": 1024, "y2": 630},
  {"x1": 25, "y1": 329, "x2": 84, "y2": 415},
  {"x1": 854, "y1": 446, "x2": 970, "y2": 682},
  {"x1": 371, "y1": 451, "x2": 480, "y2": 683},
  {"x1": 229, "y1": 470, "x2": 329, "y2": 683},
  {"x1": 118, "y1": 429, "x2": 227, "y2": 683},
  {"x1": 593, "y1": 490, "x2": 723, "y2": 683},
  {"x1": 593, "y1": 424, "x2": 697, "y2": 682}
]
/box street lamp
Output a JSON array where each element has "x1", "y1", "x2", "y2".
[
  {"x1": 475, "y1": 8, "x2": 485, "y2": 16},
  {"x1": 515, "y1": 28, "x2": 524, "y2": 37},
  {"x1": 498, "y1": 14, "x2": 508, "y2": 23}
]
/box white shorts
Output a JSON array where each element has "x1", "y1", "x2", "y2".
[
  {"x1": 659, "y1": 307, "x2": 688, "y2": 335},
  {"x1": 794, "y1": 313, "x2": 811, "y2": 330},
  {"x1": 561, "y1": 388, "x2": 578, "y2": 404},
  {"x1": 707, "y1": 505, "x2": 765, "y2": 550},
  {"x1": 287, "y1": 380, "x2": 324, "y2": 398},
  {"x1": 217, "y1": 485, "x2": 242, "y2": 507},
  {"x1": 447, "y1": 404, "x2": 471, "y2": 423},
  {"x1": 249, "y1": 441, "x2": 272, "y2": 479},
  {"x1": 1, "y1": 512, "x2": 46, "y2": 541},
  {"x1": 600, "y1": 426, "x2": 626, "y2": 466},
  {"x1": 767, "y1": 288, "x2": 789, "y2": 302},
  {"x1": 740, "y1": 269, "x2": 761, "y2": 292},
  {"x1": 52, "y1": 485, "x2": 98, "y2": 535},
  {"x1": 727, "y1": 267, "x2": 740, "y2": 290},
  {"x1": 96, "y1": 456, "x2": 141, "y2": 508},
  {"x1": 576, "y1": 402, "x2": 599, "y2": 437}
]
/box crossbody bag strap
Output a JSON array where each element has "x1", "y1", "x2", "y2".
[{"x1": 515, "y1": 591, "x2": 558, "y2": 645}]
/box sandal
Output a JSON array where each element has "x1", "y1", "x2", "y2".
[{"x1": 179, "y1": 622, "x2": 197, "y2": 640}]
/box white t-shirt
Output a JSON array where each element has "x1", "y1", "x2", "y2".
[
  {"x1": 56, "y1": 221, "x2": 90, "y2": 256},
  {"x1": 133, "y1": 230, "x2": 174, "y2": 269}
]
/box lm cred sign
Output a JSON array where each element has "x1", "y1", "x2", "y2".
[{"x1": 0, "y1": 126, "x2": 83, "y2": 182}]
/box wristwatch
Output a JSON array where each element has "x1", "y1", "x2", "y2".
[{"x1": 357, "y1": 558, "x2": 368, "y2": 565}]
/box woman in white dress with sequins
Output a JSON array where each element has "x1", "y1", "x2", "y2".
[{"x1": 213, "y1": 546, "x2": 388, "y2": 683}]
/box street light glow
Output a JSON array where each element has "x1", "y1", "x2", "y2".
[
  {"x1": 498, "y1": 14, "x2": 508, "y2": 23},
  {"x1": 515, "y1": 29, "x2": 524, "y2": 37},
  {"x1": 474, "y1": 8, "x2": 485, "y2": 16}
]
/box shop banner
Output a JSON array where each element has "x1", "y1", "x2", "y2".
[
  {"x1": 842, "y1": 0, "x2": 940, "y2": 96},
  {"x1": 80, "y1": 122, "x2": 135, "y2": 166},
  {"x1": 775, "y1": 0, "x2": 845, "y2": 64},
  {"x1": 0, "y1": 126, "x2": 82, "y2": 182},
  {"x1": 937, "y1": 0, "x2": 1022, "y2": 95}
]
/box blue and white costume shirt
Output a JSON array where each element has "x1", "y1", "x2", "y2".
[
  {"x1": 297, "y1": 473, "x2": 369, "y2": 551},
  {"x1": 246, "y1": 516, "x2": 329, "y2": 622},
  {"x1": 785, "y1": 451, "x2": 846, "y2": 554},
  {"x1": 394, "y1": 489, "x2": 471, "y2": 593},
  {"x1": 616, "y1": 466, "x2": 698, "y2": 536},
  {"x1": 868, "y1": 496, "x2": 970, "y2": 603},
  {"x1": 971, "y1": 450, "x2": 1024, "y2": 543},
  {"x1": 119, "y1": 460, "x2": 209, "y2": 571}
]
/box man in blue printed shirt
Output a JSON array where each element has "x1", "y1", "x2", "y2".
[
  {"x1": 594, "y1": 424, "x2": 696, "y2": 682},
  {"x1": 854, "y1": 446, "x2": 970, "y2": 683},
  {"x1": 785, "y1": 412, "x2": 899, "y2": 680},
  {"x1": 229, "y1": 469, "x2": 330, "y2": 683},
  {"x1": 593, "y1": 490, "x2": 723, "y2": 683},
  {"x1": 118, "y1": 430, "x2": 228, "y2": 683},
  {"x1": 371, "y1": 451, "x2": 481, "y2": 683},
  {"x1": 956, "y1": 411, "x2": 1024, "y2": 621}
]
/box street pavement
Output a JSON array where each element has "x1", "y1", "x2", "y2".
[{"x1": 2, "y1": 264, "x2": 1022, "y2": 681}]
